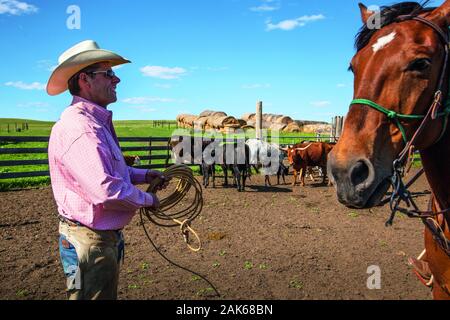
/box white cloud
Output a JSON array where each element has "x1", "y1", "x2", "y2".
[
  {"x1": 140, "y1": 66, "x2": 187, "y2": 79},
  {"x1": 250, "y1": 4, "x2": 279, "y2": 12},
  {"x1": 122, "y1": 97, "x2": 176, "y2": 104},
  {"x1": 310, "y1": 100, "x2": 331, "y2": 107},
  {"x1": 250, "y1": 0, "x2": 279, "y2": 12},
  {"x1": 266, "y1": 14, "x2": 325, "y2": 31},
  {"x1": 0, "y1": 0, "x2": 38, "y2": 15},
  {"x1": 337, "y1": 83, "x2": 346, "y2": 88},
  {"x1": 242, "y1": 83, "x2": 271, "y2": 89},
  {"x1": 5, "y1": 81, "x2": 45, "y2": 90}
]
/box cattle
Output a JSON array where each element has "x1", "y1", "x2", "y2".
[
  {"x1": 202, "y1": 140, "x2": 250, "y2": 192},
  {"x1": 246, "y1": 139, "x2": 288, "y2": 187},
  {"x1": 170, "y1": 136, "x2": 250, "y2": 191},
  {"x1": 285, "y1": 142, "x2": 334, "y2": 186}
]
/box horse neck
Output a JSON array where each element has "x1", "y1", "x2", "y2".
[{"x1": 419, "y1": 125, "x2": 450, "y2": 211}]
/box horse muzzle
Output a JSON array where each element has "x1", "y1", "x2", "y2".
[{"x1": 328, "y1": 155, "x2": 391, "y2": 208}]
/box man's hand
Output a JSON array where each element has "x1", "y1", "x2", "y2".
[
  {"x1": 148, "y1": 193, "x2": 160, "y2": 209},
  {"x1": 146, "y1": 170, "x2": 170, "y2": 191}
]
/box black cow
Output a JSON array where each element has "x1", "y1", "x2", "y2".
[{"x1": 202, "y1": 140, "x2": 250, "y2": 192}]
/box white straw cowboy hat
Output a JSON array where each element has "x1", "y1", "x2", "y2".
[{"x1": 47, "y1": 40, "x2": 131, "y2": 96}]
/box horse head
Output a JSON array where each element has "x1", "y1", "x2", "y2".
[{"x1": 328, "y1": 1, "x2": 450, "y2": 208}]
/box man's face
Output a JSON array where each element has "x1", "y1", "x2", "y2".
[{"x1": 84, "y1": 62, "x2": 120, "y2": 107}]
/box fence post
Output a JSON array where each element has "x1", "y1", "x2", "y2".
[
  {"x1": 256, "y1": 101, "x2": 263, "y2": 140},
  {"x1": 336, "y1": 116, "x2": 343, "y2": 141}
]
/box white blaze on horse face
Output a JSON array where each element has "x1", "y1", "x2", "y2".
[{"x1": 372, "y1": 32, "x2": 396, "y2": 53}]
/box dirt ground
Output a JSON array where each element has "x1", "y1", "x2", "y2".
[{"x1": 0, "y1": 168, "x2": 433, "y2": 300}]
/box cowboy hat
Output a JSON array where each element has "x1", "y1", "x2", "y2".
[{"x1": 46, "y1": 40, "x2": 131, "y2": 96}]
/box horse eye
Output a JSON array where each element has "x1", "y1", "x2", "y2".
[{"x1": 406, "y1": 58, "x2": 431, "y2": 72}]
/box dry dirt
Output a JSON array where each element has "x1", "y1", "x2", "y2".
[{"x1": 0, "y1": 168, "x2": 433, "y2": 300}]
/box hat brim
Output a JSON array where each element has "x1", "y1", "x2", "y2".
[{"x1": 46, "y1": 49, "x2": 131, "y2": 96}]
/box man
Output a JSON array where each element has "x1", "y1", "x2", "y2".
[{"x1": 47, "y1": 40, "x2": 167, "y2": 300}]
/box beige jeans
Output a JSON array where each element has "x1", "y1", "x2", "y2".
[{"x1": 58, "y1": 221, "x2": 124, "y2": 300}]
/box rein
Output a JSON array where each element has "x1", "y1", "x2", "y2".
[{"x1": 351, "y1": 15, "x2": 450, "y2": 257}]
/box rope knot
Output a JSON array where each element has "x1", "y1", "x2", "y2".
[{"x1": 387, "y1": 110, "x2": 397, "y2": 119}]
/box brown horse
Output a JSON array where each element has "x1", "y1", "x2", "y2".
[{"x1": 328, "y1": 1, "x2": 450, "y2": 299}]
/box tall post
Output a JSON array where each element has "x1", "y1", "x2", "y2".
[
  {"x1": 336, "y1": 116, "x2": 343, "y2": 141},
  {"x1": 331, "y1": 117, "x2": 335, "y2": 142},
  {"x1": 256, "y1": 101, "x2": 263, "y2": 140}
]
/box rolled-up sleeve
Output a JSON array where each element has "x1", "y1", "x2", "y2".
[{"x1": 61, "y1": 131, "x2": 154, "y2": 211}]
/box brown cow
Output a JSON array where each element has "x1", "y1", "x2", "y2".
[{"x1": 286, "y1": 142, "x2": 334, "y2": 186}]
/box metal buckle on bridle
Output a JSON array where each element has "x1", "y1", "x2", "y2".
[{"x1": 431, "y1": 90, "x2": 443, "y2": 120}]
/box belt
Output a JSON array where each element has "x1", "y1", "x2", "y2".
[
  {"x1": 58, "y1": 215, "x2": 85, "y2": 227},
  {"x1": 58, "y1": 215, "x2": 123, "y2": 233}
]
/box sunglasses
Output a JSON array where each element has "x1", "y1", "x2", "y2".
[{"x1": 88, "y1": 69, "x2": 116, "y2": 79}]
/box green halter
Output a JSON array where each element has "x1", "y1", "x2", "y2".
[{"x1": 350, "y1": 97, "x2": 450, "y2": 143}]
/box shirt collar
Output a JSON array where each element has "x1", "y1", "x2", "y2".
[{"x1": 71, "y1": 95, "x2": 112, "y2": 124}]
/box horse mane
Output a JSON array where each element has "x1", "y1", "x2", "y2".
[{"x1": 355, "y1": 1, "x2": 434, "y2": 52}]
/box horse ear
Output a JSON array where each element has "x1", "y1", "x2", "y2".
[
  {"x1": 359, "y1": 3, "x2": 374, "y2": 24},
  {"x1": 428, "y1": 0, "x2": 450, "y2": 27}
]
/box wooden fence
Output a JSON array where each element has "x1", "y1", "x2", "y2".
[
  {"x1": 0, "y1": 135, "x2": 334, "y2": 180},
  {"x1": 0, "y1": 136, "x2": 171, "y2": 180}
]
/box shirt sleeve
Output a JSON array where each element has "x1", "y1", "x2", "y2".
[
  {"x1": 127, "y1": 167, "x2": 149, "y2": 184},
  {"x1": 61, "y1": 131, "x2": 154, "y2": 211}
]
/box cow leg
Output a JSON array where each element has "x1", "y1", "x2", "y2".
[
  {"x1": 202, "y1": 163, "x2": 209, "y2": 188},
  {"x1": 265, "y1": 175, "x2": 271, "y2": 187},
  {"x1": 322, "y1": 166, "x2": 327, "y2": 185},
  {"x1": 232, "y1": 165, "x2": 241, "y2": 191},
  {"x1": 292, "y1": 170, "x2": 297, "y2": 186},
  {"x1": 308, "y1": 167, "x2": 314, "y2": 182},
  {"x1": 242, "y1": 167, "x2": 247, "y2": 191},
  {"x1": 221, "y1": 165, "x2": 228, "y2": 186},
  {"x1": 300, "y1": 168, "x2": 306, "y2": 186},
  {"x1": 212, "y1": 164, "x2": 216, "y2": 188}
]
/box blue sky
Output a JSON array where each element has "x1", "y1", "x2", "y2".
[{"x1": 0, "y1": 0, "x2": 446, "y2": 122}]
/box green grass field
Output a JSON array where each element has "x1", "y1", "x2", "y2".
[{"x1": 0, "y1": 118, "x2": 321, "y2": 191}]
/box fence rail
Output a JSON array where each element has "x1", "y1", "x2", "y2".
[
  {"x1": 0, "y1": 136, "x2": 172, "y2": 180},
  {"x1": 0, "y1": 135, "x2": 335, "y2": 180}
]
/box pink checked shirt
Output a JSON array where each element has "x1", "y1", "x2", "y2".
[{"x1": 48, "y1": 96, "x2": 154, "y2": 230}]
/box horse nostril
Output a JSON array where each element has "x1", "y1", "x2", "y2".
[{"x1": 350, "y1": 160, "x2": 370, "y2": 186}]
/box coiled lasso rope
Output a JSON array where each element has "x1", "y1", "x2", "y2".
[{"x1": 139, "y1": 164, "x2": 220, "y2": 297}]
